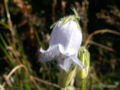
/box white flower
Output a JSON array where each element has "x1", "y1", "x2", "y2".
[{"x1": 39, "y1": 16, "x2": 84, "y2": 71}]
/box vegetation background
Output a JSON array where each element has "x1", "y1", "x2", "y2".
[{"x1": 0, "y1": 0, "x2": 120, "y2": 90}]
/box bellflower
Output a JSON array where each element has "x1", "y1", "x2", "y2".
[{"x1": 39, "y1": 15, "x2": 84, "y2": 71}]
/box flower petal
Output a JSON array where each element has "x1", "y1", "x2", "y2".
[
  {"x1": 39, "y1": 44, "x2": 64, "y2": 62},
  {"x1": 71, "y1": 56, "x2": 84, "y2": 69},
  {"x1": 58, "y1": 57, "x2": 72, "y2": 72}
]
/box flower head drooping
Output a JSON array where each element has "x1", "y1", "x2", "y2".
[{"x1": 39, "y1": 9, "x2": 84, "y2": 72}]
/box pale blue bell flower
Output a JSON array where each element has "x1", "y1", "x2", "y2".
[{"x1": 39, "y1": 17, "x2": 84, "y2": 72}]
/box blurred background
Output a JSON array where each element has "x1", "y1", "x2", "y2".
[{"x1": 0, "y1": 0, "x2": 120, "y2": 90}]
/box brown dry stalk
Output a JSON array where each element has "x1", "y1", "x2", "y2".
[
  {"x1": 2, "y1": 64, "x2": 60, "y2": 89},
  {"x1": 31, "y1": 76, "x2": 61, "y2": 88},
  {"x1": 4, "y1": 0, "x2": 16, "y2": 45},
  {"x1": 84, "y1": 29, "x2": 120, "y2": 47},
  {"x1": 29, "y1": 76, "x2": 42, "y2": 90},
  {"x1": 89, "y1": 40, "x2": 114, "y2": 52},
  {"x1": 2, "y1": 64, "x2": 42, "y2": 90},
  {"x1": 0, "y1": 84, "x2": 5, "y2": 90},
  {"x1": 3, "y1": 64, "x2": 26, "y2": 87},
  {"x1": 4, "y1": 0, "x2": 14, "y2": 34}
]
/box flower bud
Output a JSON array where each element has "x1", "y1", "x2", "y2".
[
  {"x1": 77, "y1": 47, "x2": 90, "y2": 79},
  {"x1": 59, "y1": 66, "x2": 76, "y2": 87}
]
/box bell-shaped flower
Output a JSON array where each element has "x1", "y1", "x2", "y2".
[{"x1": 39, "y1": 16, "x2": 84, "y2": 71}]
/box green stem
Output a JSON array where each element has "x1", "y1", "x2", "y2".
[{"x1": 81, "y1": 79, "x2": 86, "y2": 90}]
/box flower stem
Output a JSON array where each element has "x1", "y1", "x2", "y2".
[{"x1": 81, "y1": 79, "x2": 86, "y2": 90}]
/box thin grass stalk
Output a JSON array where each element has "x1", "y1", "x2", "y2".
[
  {"x1": 35, "y1": 31, "x2": 42, "y2": 47},
  {"x1": 4, "y1": 0, "x2": 16, "y2": 45},
  {"x1": 0, "y1": 35, "x2": 21, "y2": 65},
  {"x1": 0, "y1": 42, "x2": 15, "y2": 66},
  {"x1": 0, "y1": 35, "x2": 15, "y2": 66}
]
